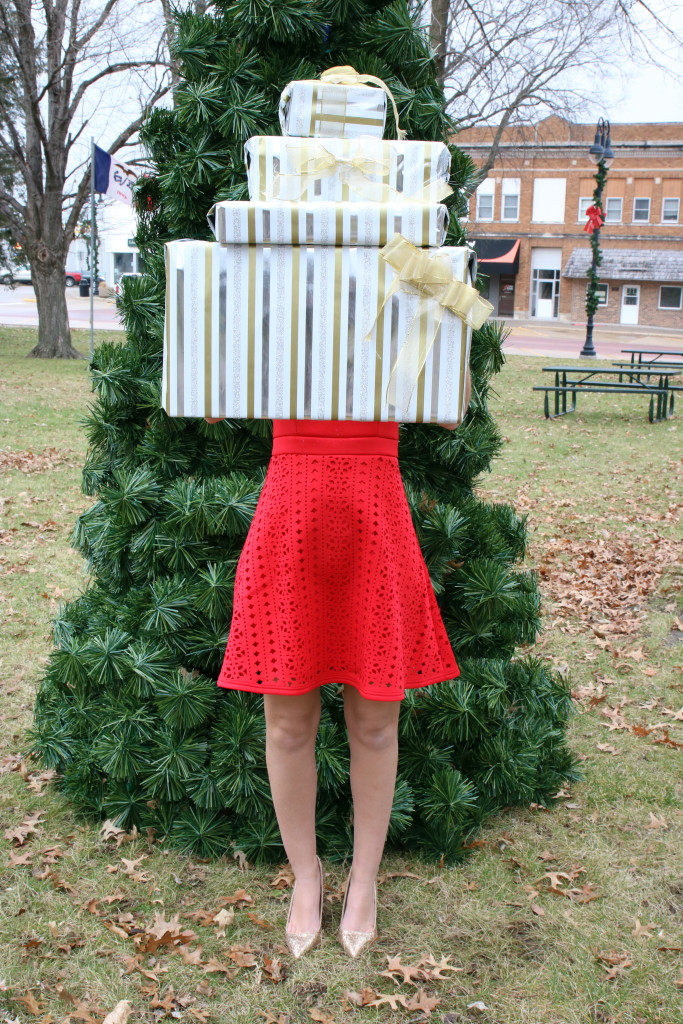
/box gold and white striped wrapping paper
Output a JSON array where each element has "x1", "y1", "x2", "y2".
[
  {"x1": 278, "y1": 80, "x2": 387, "y2": 139},
  {"x1": 162, "y1": 240, "x2": 472, "y2": 424},
  {"x1": 244, "y1": 136, "x2": 451, "y2": 203},
  {"x1": 207, "y1": 200, "x2": 449, "y2": 248}
]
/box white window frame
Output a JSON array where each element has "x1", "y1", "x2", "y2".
[
  {"x1": 632, "y1": 197, "x2": 650, "y2": 223},
  {"x1": 604, "y1": 197, "x2": 622, "y2": 223},
  {"x1": 475, "y1": 179, "x2": 495, "y2": 222},
  {"x1": 596, "y1": 283, "x2": 608, "y2": 306},
  {"x1": 501, "y1": 178, "x2": 520, "y2": 222},
  {"x1": 578, "y1": 196, "x2": 591, "y2": 221},
  {"x1": 659, "y1": 285, "x2": 682, "y2": 310},
  {"x1": 661, "y1": 197, "x2": 680, "y2": 223}
]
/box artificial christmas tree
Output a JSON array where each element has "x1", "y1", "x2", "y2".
[{"x1": 28, "y1": 0, "x2": 581, "y2": 865}]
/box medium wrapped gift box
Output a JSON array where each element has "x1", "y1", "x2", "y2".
[
  {"x1": 279, "y1": 78, "x2": 387, "y2": 139},
  {"x1": 207, "y1": 199, "x2": 449, "y2": 248},
  {"x1": 244, "y1": 136, "x2": 451, "y2": 204},
  {"x1": 162, "y1": 238, "x2": 491, "y2": 423}
]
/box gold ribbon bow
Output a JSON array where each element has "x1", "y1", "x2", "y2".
[
  {"x1": 320, "y1": 65, "x2": 408, "y2": 140},
  {"x1": 366, "y1": 233, "x2": 494, "y2": 411},
  {"x1": 273, "y1": 137, "x2": 452, "y2": 205}
]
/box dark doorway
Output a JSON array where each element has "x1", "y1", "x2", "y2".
[{"x1": 498, "y1": 275, "x2": 516, "y2": 317}]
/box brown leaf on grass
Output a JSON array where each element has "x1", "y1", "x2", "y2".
[
  {"x1": 645, "y1": 813, "x2": 668, "y2": 830},
  {"x1": 121, "y1": 954, "x2": 160, "y2": 982},
  {"x1": 150, "y1": 988, "x2": 179, "y2": 1012},
  {"x1": 216, "y1": 888, "x2": 254, "y2": 908},
  {"x1": 417, "y1": 954, "x2": 463, "y2": 979},
  {"x1": 378, "y1": 869, "x2": 423, "y2": 881},
  {"x1": 136, "y1": 912, "x2": 198, "y2": 953},
  {"x1": 403, "y1": 988, "x2": 442, "y2": 1017},
  {"x1": 341, "y1": 990, "x2": 364, "y2": 1006},
  {"x1": 632, "y1": 919, "x2": 659, "y2": 937},
  {"x1": 262, "y1": 954, "x2": 286, "y2": 982},
  {"x1": 8, "y1": 848, "x2": 33, "y2": 867},
  {"x1": 246, "y1": 911, "x2": 274, "y2": 930},
  {"x1": 269, "y1": 865, "x2": 295, "y2": 889},
  {"x1": 258, "y1": 1013, "x2": 288, "y2": 1024},
  {"x1": 12, "y1": 990, "x2": 46, "y2": 1015},
  {"x1": 308, "y1": 1009, "x2": 337, "y2": 1023},
  {"x1": 652, "y1": 729, "x2": 683, "y2": 749},
  {"x1": 187, "y1": 1010, "x2": 211, "y2": 1023},
  {"x1": 202, "y1": 957, "x2": 237, "y2": 976},
  {"x1": 365, "y1": 992, "x2": 409, "y2": 1010},
  {"x1": 4, "y1": 810, "x2": 46, "y2": 845},
  {"x1": 380, "y1": 954, "x2": 425, "y2": 986}
]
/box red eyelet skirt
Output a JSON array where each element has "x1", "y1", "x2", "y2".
[{"x1": 217, "y1": 419, "x2": 460, "y2": 701}]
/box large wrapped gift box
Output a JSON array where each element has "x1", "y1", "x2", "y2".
[
  {"x1": 244, "y1": 136, "x2": 451, "y2": 204},
  {"x1": 208, "y1": 199, "x2": 449, "y2": 248},
  {"x1": 162, "y1": 238, "x2": 488, "y2": 424},
  {"x1": 279, "y1": 78, "x2": 387, "y2": 139}
]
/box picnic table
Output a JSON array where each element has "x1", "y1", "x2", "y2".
[
  {"x1": 533, "y1": 365, "x2": 678, "y2": 423},
  {"x1": 613, "y1": 347, "x2": 683, "y2": 384}
]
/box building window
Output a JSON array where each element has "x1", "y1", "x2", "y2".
[
  {"x1": 662, "y1": 198, "x2": 680, "y2": 223},
  {"x1": 633, "y1": 197, "x2": 650, "y2": 222},
  {"x1": 604, "y1": 197, "x2": 622, "y2": 222},
  {"x1": 502, "y1": 193, "x2": 519, "y2": 220},
  {"x1": 476, "y1": 193, "x2": 494, "y2": 220},
  {"x1": 475, "y1": 180, "x2": 495, "y2": 221},
  {"x1": 586, "y1": 281, "x2": 608, "y2": 305},
  {"x1": 578, "y1": 196, "x2": 591, "y2": 220},
  {"x1": 659, "y1": 285, "x2": 682, "y2": 309},
  {"x1": 501, "y1": 178, "x2": 520, "y2": 221}
]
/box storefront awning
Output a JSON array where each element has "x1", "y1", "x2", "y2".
[{"x1": 471, "y1": 238, "x2": 520, "y2": 274}]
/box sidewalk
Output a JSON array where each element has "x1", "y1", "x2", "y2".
[
  {"x1": 0, "y1": 284, "x2": 124, "y2": 331},
  {"x1": 501, "y1": 320, "x2": 683, "y2": 360}
]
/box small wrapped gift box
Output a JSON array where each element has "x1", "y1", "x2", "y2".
[
  {"x1": 244, "y1": 136, "x2": 451, "y2": 204},
  {"x1": 207, "y1": 200, "x2": 449, "y2": 248},
  {"x1": 162, "y1": 237, "x2": 491, "y2": 424},
  {"x1": 279, "y1": 78, "x2": 387, "y2": 140}
]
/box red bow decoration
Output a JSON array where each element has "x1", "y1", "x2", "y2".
[
  {"x1": 146, "y1": 195, "x2": 154, "y2": 211},
  {"x1": 584, "y1": 204, "x2": 604, "y2": 234}
]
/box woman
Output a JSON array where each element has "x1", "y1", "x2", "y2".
[{"x1": 205, "y1": 367, "x2": 470, "y2": 959}]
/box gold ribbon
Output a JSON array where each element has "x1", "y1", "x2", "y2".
[
  {"x1": 272, "y1": 137, "x2": 452, "y2": 205},
  {"x1": 366, "y1": 233, "x2": 494, "y2": 411},
  {"x1": 319, "y1": 65, "x2": 408, "y2": 140}
]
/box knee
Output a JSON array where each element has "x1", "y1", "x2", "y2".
[
  {"x1": 345, "y1": 712, "x2": 398, "y2": 751},
  {"x1": 266, "y1": 706, "x2": 320, "y2": 753}
]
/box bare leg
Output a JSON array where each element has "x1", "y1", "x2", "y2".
[
  {"x1": 341, "y1": 684, "x2": 401, "y2": 931},
  {"x1": 263, "y1": 689, "x2": 322, "y2": 934}
]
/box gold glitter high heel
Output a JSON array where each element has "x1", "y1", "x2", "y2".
[
  {"x1": 285, "y1": 854, "x2": 324, "y2": 958},
  {"x1": 337, "y1": 867, "x2": 378, "y2": 958}
]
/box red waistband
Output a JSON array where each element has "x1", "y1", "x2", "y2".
[{"x1": 272, "y1": 435, "x2": 398, "y2": 457}]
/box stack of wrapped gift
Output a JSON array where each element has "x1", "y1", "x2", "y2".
[{"x1": 162, "y1": 67, "x2": 493, "y2": 423}]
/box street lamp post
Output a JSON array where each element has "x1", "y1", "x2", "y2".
[{"x1": 580, "y1": 118, "x2": 614, "y2": 358}]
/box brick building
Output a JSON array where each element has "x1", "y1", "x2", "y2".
[{"x1": 455, "y1": 117, "x2": 683, "y2": 327}]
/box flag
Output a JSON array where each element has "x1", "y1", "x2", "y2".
[{"x1": 93, "y1": 144, "x2": 137, "y2": 205}]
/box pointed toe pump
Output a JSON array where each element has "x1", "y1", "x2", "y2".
[
  {"x1": 285, "y1": 854, "x2": 325, "y2": 959},
  {"x1": 337, "y1": 868, "x2": 378, "y2": 958}
]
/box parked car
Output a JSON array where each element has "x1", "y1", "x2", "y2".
[
  {"x1": 114, "y1": 272, "x2": 142, "y2": 296},
  {"x1": 0, "y1": 266, "x2": 32, "y2": 285},
  {"x1": 65, "y1": 271, "x2": 83, "y2": 287}
]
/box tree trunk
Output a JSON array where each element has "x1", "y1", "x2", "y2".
[
  {"x1": 28, "y1": 262, "x2": 87, "y2": 359},
  {"x1": 430, "y1": 0, "x2": 450, "y2": 87}
]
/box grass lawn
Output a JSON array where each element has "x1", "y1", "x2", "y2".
[{"x1": 1, "y1": 325, "x2": 681, "y2": 1024}]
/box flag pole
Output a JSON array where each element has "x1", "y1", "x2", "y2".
[{"x1": 90, "y1": 137, "x2": 95, "y2": 361}]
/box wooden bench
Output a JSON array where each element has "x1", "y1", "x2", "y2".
[{"x1": 533, "y1": 366, "x2": 679, "y2": 423}]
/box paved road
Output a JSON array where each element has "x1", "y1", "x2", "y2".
[
  {"x1": 2, "y1": 284, "x2": 683, "y2": 360},
  {"x1": 0, "y1": 283, "x2": 124, "y2": 331}
]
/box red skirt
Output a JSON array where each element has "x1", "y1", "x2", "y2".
[{"x1": 217, "y1": 419, "x2": 460, "y2": 701}]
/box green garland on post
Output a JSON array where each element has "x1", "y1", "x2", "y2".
[{"x1": 585, "y1": 161, "x2": 607, "y2": 319}]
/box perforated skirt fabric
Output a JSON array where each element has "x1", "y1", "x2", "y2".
[{"x1": 216, "y1": 419, "x2": 460, "y2": 701}]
